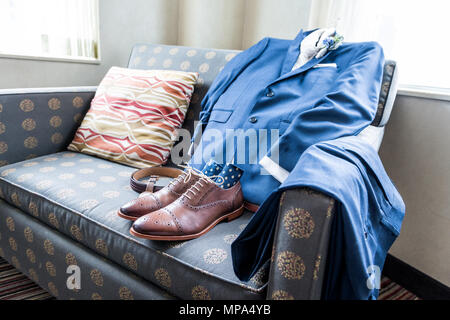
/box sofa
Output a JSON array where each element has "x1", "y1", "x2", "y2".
[{"x1": 0, "y1": 43, "x2": 398, "y2": 300}]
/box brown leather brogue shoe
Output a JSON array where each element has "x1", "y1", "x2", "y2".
[
  {"x1": 130, "y1": 176, "x2": 244, "y2": 240},
  {"x1": 118, "y1": 169, "x2": 201, "y2": 221}
]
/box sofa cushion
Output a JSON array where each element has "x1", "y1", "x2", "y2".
[
  {"x1": 0, "y1": 198, "x2": 176, "y2": 300},
  {"x1": 0, "y1": 152, "x2": 267, "y2": 299},
  {"x1": 127, "y1": 44, "x2": 240, "y2": 167},
  {"x1": 68, "y1": 67, "x2": 198, "y2": 168}
]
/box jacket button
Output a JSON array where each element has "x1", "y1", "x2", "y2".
[
  {"x1": 249, "y1": 116, "x2": 257, "y2": 123},
  {"x1": 266, "y1": 89, "x2": 274, "y2": 97}
]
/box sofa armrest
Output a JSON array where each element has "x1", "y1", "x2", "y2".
[
  {"x1": 0, "y1": 86, "x2": 96, "y2": 166},
  {"x1": 267, "y1": 187, "x2": 336, "y2": 300}
]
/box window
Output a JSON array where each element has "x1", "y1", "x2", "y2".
[
  {"x1": 0, "y1": 0, "x2": 99, "y2": 62},
  {"x1": 309, "y1": 0, "x2": 450, "y2": 90}
]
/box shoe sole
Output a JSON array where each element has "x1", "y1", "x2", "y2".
[
  {"x1": 129, "y1": 205, "x2": 245, "y2": 241},
  {"x1": 117, "y1": 209, "x2": 139, "y2": 221}
]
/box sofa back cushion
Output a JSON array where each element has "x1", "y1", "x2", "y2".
[
  {"x1": 128, "y1": 44, "x2": 239, "y2": 166},
  {"x1": 68, "y1": 66, "x2": 198, "y2": 168}
]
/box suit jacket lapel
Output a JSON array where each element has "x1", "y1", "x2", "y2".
[{"x1": 280, "y1": 29, "x2": 305, "y2": 75}]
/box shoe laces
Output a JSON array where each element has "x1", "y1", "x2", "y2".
[
  {"x1": 167, "y1": 164, "x2": 201, "y2": 187},
  {"x1": 177, "y1": 164, "x2": 224, "y2": 200}
]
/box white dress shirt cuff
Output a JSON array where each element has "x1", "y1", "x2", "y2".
[{"x1": 259, "y1": 155, "x2": 289, "y2": 183}]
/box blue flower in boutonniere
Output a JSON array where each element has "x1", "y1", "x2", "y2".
[
  {"x1": 322, "y1": 33, "x2": 344, "y2": 51},
  {"x1": 314, "y1": 30, "x2": 344, "y2": 59}
]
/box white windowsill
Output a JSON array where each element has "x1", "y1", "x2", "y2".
[
  {"x1": 397, "y1": 85, "x2": 450, "y2": 102},
  {"x1": 0, "y1": 52, "x2": 101, "y2": 65}
]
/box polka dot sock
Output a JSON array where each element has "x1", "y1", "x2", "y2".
[
  {"x1": 216, "y1": 163, "x2": 243, "y2": 189},
  {"x1": 201, "y1": 159, "x2": 223, "y2": 178}
]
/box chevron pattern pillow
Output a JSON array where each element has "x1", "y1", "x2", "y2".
[{"x1": 68, "y1": 67, "x2": 198, "y2": 168}]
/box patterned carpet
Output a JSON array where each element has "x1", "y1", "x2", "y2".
[
  {"x1": 0, "y1": 256, "x2": 419, "y2": 300},
  {"x1": 0, "y1": 257, "x2": 53, "y2": 300},
  {"x1": 378, "y1": 276, "x2": 421, "y2": 300}
]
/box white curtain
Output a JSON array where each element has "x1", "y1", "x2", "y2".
[
  {"x1": 0, "y1": 0, "x2": 99, "y2": 59},
  {"x1": 308, "y1": 0, "x2": 450, "y2": 89}
]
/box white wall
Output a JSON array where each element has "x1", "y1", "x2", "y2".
[
  {"x1": 242, "y1": 0, "x2": 312, "y2": 48},
  {"x1": 0, "y1": 0, "x2": 179, "y2": 89},
  {"x1": 177, "y1": 0, "x2": 312, "y2": 50},
  {"x1": 178, "y1": 0, "x2": 246, "y2": 50},
  {"x1": 380, "y1": 95, "x2": 450, "y2": 286}
]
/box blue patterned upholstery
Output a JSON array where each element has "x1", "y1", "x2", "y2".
[
  {"x1": 372, "y1": 60, "x2": 398, "y2": 127},
  {"x1": 0, "y1": 198, "x2": 175, "y2": 300},
  {"x1": 0, "y1": 152, "x2": 267, "y2": 299},
  {"x1": 0, "y1": 87, "x2": 95, "y2": 167}
]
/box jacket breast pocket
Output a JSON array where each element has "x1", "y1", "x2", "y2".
[
  {"x1": 209, "y1": 109, "x2": 233, "y2": 123},
  {"x1": 304, "y1": 65, "x2": 338, "y2": 88}
]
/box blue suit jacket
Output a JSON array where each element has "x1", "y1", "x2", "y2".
[
  {"x1": 232, "y1": 136, "x2": 405, "y2": 299},
  {"x1": 189, "y1": 29, "x2": 385, "y2": 206}
]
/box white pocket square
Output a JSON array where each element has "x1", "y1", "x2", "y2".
[{"x1": 313, "y1": 63, "x2": 337, "y2": 68}]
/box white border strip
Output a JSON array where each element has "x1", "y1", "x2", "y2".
[
  {"x1": 0, "y1": 86, "x2": 97, "y2": 95},
  {"x1": 259, "y1": 155, "x2": 290, "y2": 183}
]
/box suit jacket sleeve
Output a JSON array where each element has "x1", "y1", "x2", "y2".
[
  {"x1": 190, "y1": 38, "x2": 269, "y2": 145},
  {"x1": 261, "y1": 42, "x2": 385, "y2": 181}
]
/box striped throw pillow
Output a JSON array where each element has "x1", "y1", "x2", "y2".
[{"x1": 68, "y1": 67, "x2": 198, "y2": 168}]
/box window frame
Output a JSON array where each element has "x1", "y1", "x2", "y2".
[
  {"x1": 0, "y1": 52, "x2": 101, "y2": 65},
  {"x1": 397, "y1": 85, "x2": 450, "y2": 102}
]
